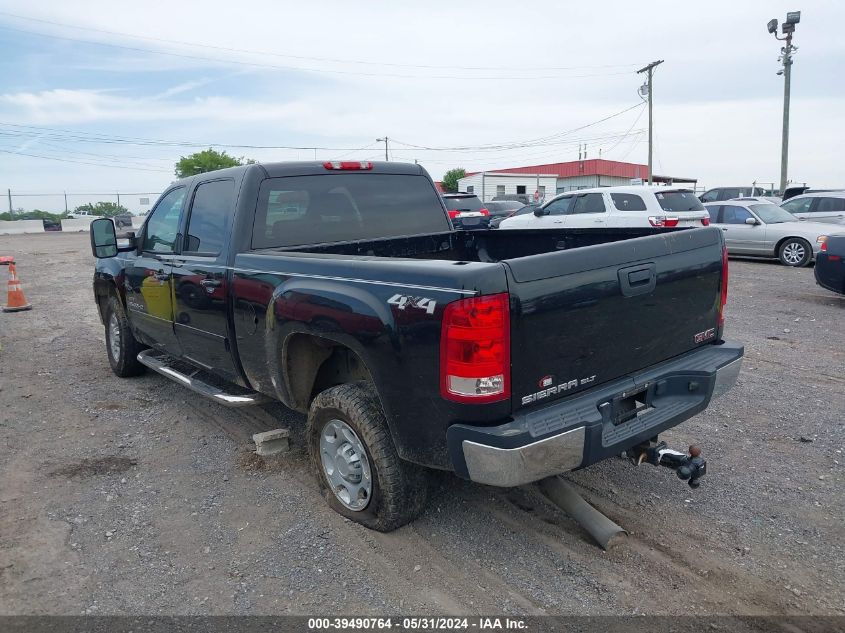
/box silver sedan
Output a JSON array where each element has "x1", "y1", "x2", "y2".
[{"x1": 704, "y1": 201, "x2": 830, "y2": 267}]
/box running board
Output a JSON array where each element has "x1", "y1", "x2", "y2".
[{"x1": 137, "y1": 349, "x2": 271, "y2": 408}]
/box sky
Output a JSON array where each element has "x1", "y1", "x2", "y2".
[{"x1": 1, "y1": 0, "x2": 843, "y2": 212}]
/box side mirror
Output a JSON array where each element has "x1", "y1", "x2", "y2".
[
  {"x1": 534, "y1": 207, "x2": 546, "y2": 217},
  {"x1": 90, "y1": 218, "x2": 118, "y2": 258},
  {"x1": 745, "y1": 217, "x2": 759, "y2": 226}
]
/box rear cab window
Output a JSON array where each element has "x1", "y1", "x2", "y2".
[
  {"x1": 655, "y1": 191, "x2": 706, "y2": 212},
  {"x1": 252, "y1": 174, "x2": 450, "y2": 248},
  {"x1": 184, "y1": 179, "x2": 235, "y2": 255}
]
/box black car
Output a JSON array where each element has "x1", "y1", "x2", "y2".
[
  {"x1": 815, "y1": 233, "x2": 845, "y2": 295},
  {"x1": 490, "y1": 203, "x2": 539, "y2": 228},
  {"x1": 441, "y1": 193, "x2": 489, "y2": 230},
  {"x1": 484, "y1": 200, "x2": 523, "y2": 223}
]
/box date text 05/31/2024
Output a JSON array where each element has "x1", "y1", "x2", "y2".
[{"x1": 307, "y1": 617, "x2": 528, "y2": 630}]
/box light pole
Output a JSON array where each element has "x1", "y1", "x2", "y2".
[
  {"x1": 376, "y1": 137, "x2": 389, "y2": 161},
  {"x1": 768, "y1": 11, "x2": 800, "y2": 194},
  {"x1": 636, "y1": 60, "x2": 664, "y2": 185}
]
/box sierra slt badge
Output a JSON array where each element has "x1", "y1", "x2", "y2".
[
  {"x1": 522, "y1": 374, "x2": 597, "y2": 405},
  {"x1": 694, "y1": 327, "x2": 716, "y2": 343}
]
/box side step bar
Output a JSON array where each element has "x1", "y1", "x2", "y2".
[{"x1": 137, "y1": 349, "x2": 271, "y2": 408}]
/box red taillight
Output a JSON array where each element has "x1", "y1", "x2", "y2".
[
  {"x1": 479, "y1": 207, "x2": 490, "y2": 216},
  {"x1": 440, "y1": 293, "x2": 510, "y2": 403},
  {"x1": 648, "y1": 216, "x2": 679, "y2": 228},
  {"x1": 820, "y1": 240, "x2": 828, "y2": 252},
  {"x1": 718, "y1": 245, "x2": 729, "y2": 327},
  {"x1": 322, "y1": 161, "x2": 373, "y2": 170},
  {"x1": 447, "y1": 209, "x2": 460, "y2": 219},
  {"x1": 701, "y1": 217, "x2": 711, "y2": 226}
]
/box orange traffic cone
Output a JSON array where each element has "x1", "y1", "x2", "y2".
[{"x1": 3, "y1": 263, "x2": 32, "y2": 312}]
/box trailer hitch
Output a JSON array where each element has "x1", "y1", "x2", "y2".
[{"x1": 631, "y1": 442, "x2": 707, "y2": 488}]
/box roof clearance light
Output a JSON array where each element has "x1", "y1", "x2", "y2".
[{"x1": 323, "y1": 161, "x2": 373, "y2": 171}]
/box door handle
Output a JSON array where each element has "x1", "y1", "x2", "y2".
[
  {"x1": 594, "y1": 219, "x2": 604, "y2": 223},
  {"x1": 200, "y1": 279, "x2": 222, "y2": 288},
  {"x1": 721, "y1": 228, "x2": 728, "y2": 231}
]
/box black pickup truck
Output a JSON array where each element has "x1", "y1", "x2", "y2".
[{"x1": 90, "y1": 161, "x2": 743, "y2": 531}]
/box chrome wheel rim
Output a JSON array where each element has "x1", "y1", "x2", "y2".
[
  {"x1": 108, "y1": 312, "x2": 121, "y2": 360},
  {"x1": 319, "y1": 419, "x2": 372, "y2": 511},
  {"x1": 783, "y1": 242, "x2": 805, "y2": 265}
]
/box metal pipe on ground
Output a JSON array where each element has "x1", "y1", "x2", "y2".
[{"x1": 538, "y1": 476, "x2": 627, "y2": 550}]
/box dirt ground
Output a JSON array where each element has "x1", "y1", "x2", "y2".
[{"x1": 0, "y1": 231, "x2": 843, "y2": 617}]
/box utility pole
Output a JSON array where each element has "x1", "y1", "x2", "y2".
[
  {"x1": 7, "y1": 189, "x2": 12, "y2": 215},
  {"x1": 768, "y1": 12, "x2": 800, "y2": 194},
  {"x1": 64, "y1": 191, "x2": 68, "y2": 214},
  {"x1": 637, "y1": 60, "x2": 664, "y2": 184},
  {"x1": 376, "y1": 137, "x2": 389, "y2": 161}
]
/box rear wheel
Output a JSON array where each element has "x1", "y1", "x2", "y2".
[
  {"x1": 307, "y1": 381, "x2": 429, "y2": 531},
  {"x1": 778, "y1": 238, "x2": 812, "y2": 267},
  {"x1": 104, "y1": 295, "x2": 146, "y2": 377}
]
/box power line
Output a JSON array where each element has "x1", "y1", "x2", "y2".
[
  {"x1": 0, "y1": 11, "x2": 643, "y2": 74},
  {"x1": 0, "y1": 147, "x2": 171, "y2": 172},
  {"x1": 0, "y1": 24, "x2": 639, "y2": 81}
]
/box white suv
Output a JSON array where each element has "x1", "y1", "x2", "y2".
[
  {"x1": 499, "y1": 186, "x2": 710, "y2": 230},
  {"x1": 780, "y1": 191, "x2": 845, "y2": 225}
]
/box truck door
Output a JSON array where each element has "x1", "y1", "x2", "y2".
[
  {"x1": 171, "y1": 178, "x2": 239, "y2": 381},
  {"x1": 124, "y1": 187, "x2": 186, "y2": 354}
]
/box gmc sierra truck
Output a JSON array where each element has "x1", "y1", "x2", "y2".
[{"x1": 90, "y1": 161, "x2": 743, "y2": 531}]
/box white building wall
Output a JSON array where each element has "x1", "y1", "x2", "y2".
[
  {"x1": 554, "y1": 175, "x2": 632, "y2": 193},
  {"x1": 457, "y1": 174, "x2": 558, "y2": 203}
]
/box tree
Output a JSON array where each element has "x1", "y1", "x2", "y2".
[
  {"x1": 174, "y1": 148, "x2": 254, "y2": 178},
  {"x1": 441, "y1": 168, "x2": 466, "y2": 193},
  {"x1": 73, "y1": 202, "x2": 129, "y2": 217}
]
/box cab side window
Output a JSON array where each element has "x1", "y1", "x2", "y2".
[
  {"x1": 700, "y1": 190, "x2": 719, "y2": 203},
  {"x1": 610, "y1": 193, "x2": 647, "y2": 211},
  {"x1": 569, "y1": 193, "x2": 606, "y2": 214},
  {"x1": 543, "y1": 197, "x2": 573, "y2": 215},
  {"x1": 781, "y1": 197, "x2": 813, "y2": 214},
  {"x1": 816, "y1": 197, "x2": 845, "y2": 212},
  {"x1": 184, "y1": 180, "x2": 235, "y2": 255},
  {"x1": 721, "y1": 205, "x2": 753, "y2": 224},
  {"x1": 142, "y1": 188, "x2": 186, "y2": 253}
]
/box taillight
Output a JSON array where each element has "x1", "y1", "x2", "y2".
[
  {"x1": 479, "y1": 208, "x2": 490, "y2": 216},
  {"x1": 718, "y1": 245, "x2": 729, "y2": 328},
  {"x1": 440, "y1": 293, "x2": 510, "y2": 403},
  {"x1": 322, "y1": 161, "x2": 373, "y2": 170},
  {"x1": 818, "y1": 236, "x2": 828, "y2": 251},
  {"x1": 648, "y1": 216, "x2": 679, "y2": 228},
  {"x1": 447, "y1": 210, "x2": 460, "y2": 219},
  {"x1": 701, "y1": 217, "x2": 711, "y2": 226}
]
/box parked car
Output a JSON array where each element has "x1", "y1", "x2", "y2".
[
  {"x1": 484, "y1": 200, "x2": 524, "y2": 223},
  {"x1": 699, "y1": 187, "x2": 767, "y2": 203},
  {"x1": 780, "y1": 192, "x2": 845, "y2": 226},
  {"x1": 814, "y1": 233, "x2": 845, "y2": 295},
  {"x1": 492, "y1": 193, "x2": 531, "y2": 205},
  {"x1": 42, "y1": 218, "x2": 61, "y2": 231},
  {"x1": 731, "y1": 196, "x2": 782, "y2": 204},
  {"x1": 489, "y1": 204, "x2": 539, "y2": 228},
  {"x1": 703, "y1": 200, "x2": 830, "y2": 267},
  {"x1": 441, "y1": 193, "x2": 490, "y2": 230},
  {"x1": 499, "y1": 186, "x2": 710, "y2": 230},
  {"x1": 89, "y1": 160, "x2": 741, "y2": 531}
]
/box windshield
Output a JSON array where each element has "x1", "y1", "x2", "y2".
[
  {"x1": 752, "y1": 204, "x2": 797, "y2": 224},
  {"x1": 655, "y1": 191, "x2": 706, "y2": 212},
  {"x1": 442, "y1": 196, "x2": 483, "y2": 212}
]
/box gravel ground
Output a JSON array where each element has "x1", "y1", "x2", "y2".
[{"x1": 0, "y1": 232, "x2": 843, "y2": 617}]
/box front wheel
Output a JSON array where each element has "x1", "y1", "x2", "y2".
[
  {"x1": 778, "y1": 238, "x2": 812, "y2": 267},
  {"x1": 307, "y1": 382, "x2": 429, "y2": 531},
  {"x1": 104, "y1": 295, "x2": 146, "y2": 377}
]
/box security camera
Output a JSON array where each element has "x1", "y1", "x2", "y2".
[{"x1": 767, "y1": 18, "x2": 778, "y2": 34}]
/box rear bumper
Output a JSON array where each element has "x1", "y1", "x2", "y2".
[
  {"x1": 447, "y1": 341, "x2": 743, "y2": 487},
  {"x1": 815, "y1": 255, "x2": 845, "y2": 295}
]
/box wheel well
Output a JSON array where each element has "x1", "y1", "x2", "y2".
[
  {"x1": 95, "y1": 283, "x2": 118, "y2": 324},
  {"x1": 775, "y1": 235, "x2": 811, "y2": 254},
  {"x1": 284, "y1": 334, "x2": 375, "y2": 412}
]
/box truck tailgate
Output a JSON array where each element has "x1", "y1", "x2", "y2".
[{"x1": 505, "y1": 227, "x2": 725, "y2": 410}]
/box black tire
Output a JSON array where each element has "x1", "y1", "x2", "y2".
[
  {"x1": 778, "y1": 238, "x2": 812, "y2": 267},
  {"x1": 104, "y1": 295, "x2": 146, "y2": 377},
  {"x1": 307, "y1": 381, "x2": 429, "y2": 531}
]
